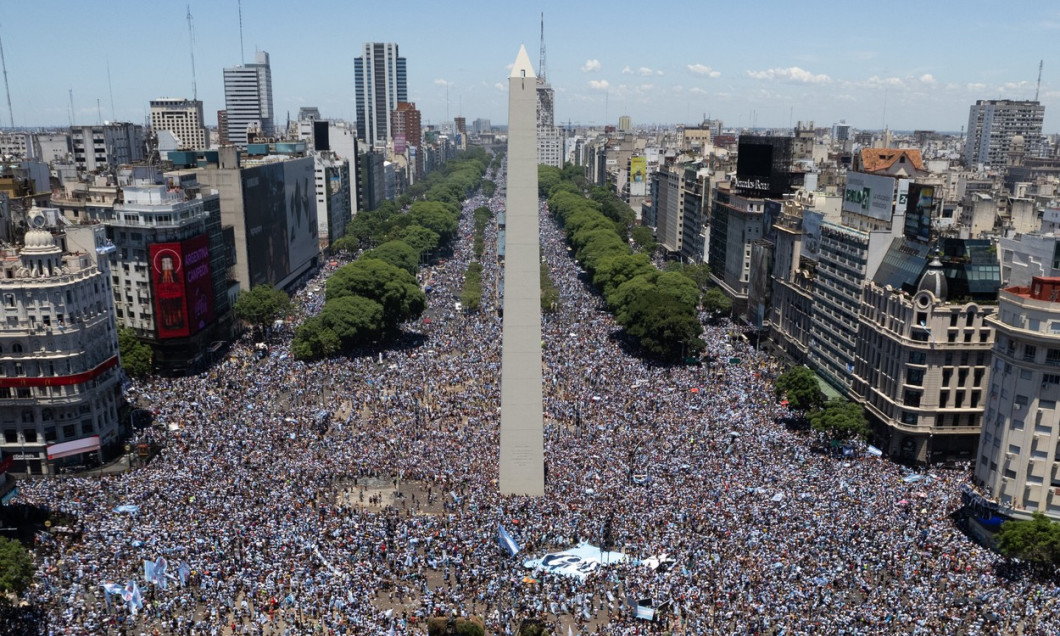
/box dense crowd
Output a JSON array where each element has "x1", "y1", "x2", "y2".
[{"x1": 8, "y1": 164, "x2": 1060, "y2": 635}]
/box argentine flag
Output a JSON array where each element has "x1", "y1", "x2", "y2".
[{"x1": 497, "y1": 524, "x2": 520, "y2": 557}]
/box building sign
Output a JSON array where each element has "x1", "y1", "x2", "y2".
[
  {"x1": 150, "y1": 233, "x2": 214, "y2": 340},
  {"x1": 630, "y1": 156, "x2": 647, "y2": 196},
  {"x1": 843, "y1": 172, "x2": 897, "y2": 222}
]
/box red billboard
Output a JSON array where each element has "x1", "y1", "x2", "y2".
[{"x1": 150, "y1": 234, "x2": 214, "y2": 339}]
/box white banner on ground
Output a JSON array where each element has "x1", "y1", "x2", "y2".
[{"x1": 522, "y1": 542, "x2": 628, "y2": 580}]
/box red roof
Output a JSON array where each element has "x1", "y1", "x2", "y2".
[{"x1": 858, "y1": 148, "x2": 925, "y2": 174}]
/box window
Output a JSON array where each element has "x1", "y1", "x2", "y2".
[
  {"x1": 950, "y1": 313, "x2": 959, "y2": 327},
  {"x1": 956, "y1": 391, "x2": 965, "y2": 408},
  {"x1": 901, "y1": 411, "x2": 918, "y2": 425},
  {"x1": 907, "y1": 369, "x2": 924, "y2": 386},
  {"x1": 1047, "y1": 349, "x2": 1060, "y2": 366},
  {"x1": 62, "y1": 425, "x2": 75, "y2": 439},
  {"x1": 3, "y1": 430, "x2": 16, "y2": 444},
  {"x1": 942, "y1": 368, "x2": 953, "y2": 386},
  {"x1": 904, "y1": 390, "x2": 922, "y2": 408},
  {"x1": 972, "y1": 391, "x2": 980, "y2": 408},
  {"x1": 958, "y1": 369, "x2": 969, "y2": 386},
  {"x1": 1041, "y1": 400, "x2": 1057, "y2": 409},
  {"x1": 1024, "y1": 344, "x2": 1038, "y2": 362},
  {"x1": 908, "y1": 351, "x2": 927, "y2": 365},
  {"x1": 974, "y1": 368, "x2": 985, "y2": 385},
  {"x1": 1045, "y1": 374, "x2": 1060, "y2": 385},
  {"x1": 1015, "y1": 395, "x2": 1029, "y2": 409},
  {"x1": 939, "y1": 391, "x2": 949, "y2": 408},
  {"x1": 23, "y1": 430, "x2": 36, "y2": 443}
]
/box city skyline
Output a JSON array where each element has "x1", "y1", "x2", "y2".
[{"x1": 0, "y1": 0, "x2": 1057, "y2": 133}]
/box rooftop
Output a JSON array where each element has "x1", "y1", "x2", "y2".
[{"x1": 858, "y1": 148, "x2": 924, "y2": 174}]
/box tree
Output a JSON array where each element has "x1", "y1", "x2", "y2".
[
  {"x1": 997, "y1": 512, "x2": 1060, "y2": 569},
  {"x1": 326, "y1": 259, "x2": 425, "y2": 328},
  {"x1": 118, "y1": 328, "x2": 153, "y2": 378},
  {"x1": 233, "y1": 286, "x2": 291, "y2": 337},
  {"x1": 540, "y1": 263, "x2": 560, "y2": 313},
  {"x1": 319, "y1": 295, "x2": 385, "y2": 345},
  {"x1": 409, "y1": 201, "x2": 459, "y2": 245},
  {"x1": 617, "y1": 289, "x2": 704, "y2": 361},
  {"x1": 810, "y1": 399, "x2": 870, "y2": 441},
  {"x1": 631, "y1": 226, "x2": 657, "y2": 254},
  {"x1": 291, "y1": 316, "x2": 342, "y2": 360},
  {"x1": 364, "y1": 240, "x2": 420, "y2": 275},
  {"x1": 775, "y1": 366, "x2": 826, "y2": 411},
  {"x1": 0, "y1": 536, "x2": 34, "y2": 597},
  {"x1": 593, "y1": 253, "x2": 653, "y2": 301},
  {"x1": 702, "y1": 287, "x2": 733, "y2": 316},
  {"x1": 397, "y1": 225, "x2": 441, "y2": 257},
  {"x1": 677, "y1": 262, "x2": 713, "y2": 294}
]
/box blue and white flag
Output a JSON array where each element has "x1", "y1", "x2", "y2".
[
  {"x1": 114, "y1": 504, "x2": 140, "y2": 514},
  {"x1": 178, "y1": 561, "x2": 191, "y2": 586},
  {"x1": 101, "y1": 582, "x2": 125, "y2": 596},
  {"x1": 155, "y1": 556, "x2": 168, "y2": 590},
  {"x1": 497, "y1": 524, "x2": 520, "y2": 557},
  {"x1": 143, "y1": 559, "x2": 156, "y2": 585}
]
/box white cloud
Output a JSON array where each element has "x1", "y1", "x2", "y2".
[
  {"x1": 621, "y1": 65, "x2": 633, "y2": 75},
  {"x1": 581, "y1": 59, "x2": 601, "y2": 72},
  {"x1": 588, "y1": 79, "x2": 610, "y2": 91},
  {"x1": 966, "y1": 82, "x2": 987, "y2": 91},
  {"x1": 689, "y1": 87, "x2": 708, "y2": 95},
  {"x1": 434, "y1": 78, "x2": 451, "y2": 87},
  {"x1": 493, "y1": 82, "x2": 505, "y2": 92},
  {"x1": 862, "y1": 75, "x2": 905, "y2": 89},
  {"x1": 747, "y1": 66, "x2": 831, "y2": 84},
  {"x1": 919, "y1": 73, "x2": 937, "y2": 86},
  {"x1": 638, "y1": 67, "x2": 656, "y2": 76},
  {"x1": 687, "y1": 64, "x2": 721, "y2": 78}
]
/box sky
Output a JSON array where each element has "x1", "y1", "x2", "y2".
[{"x1": 1, "y1": 0, "x2": 1057, "y2": 134}]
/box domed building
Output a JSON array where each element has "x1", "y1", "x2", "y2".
[{"x1": 0, "y1": 218, "x2": 122, "y2": 474}]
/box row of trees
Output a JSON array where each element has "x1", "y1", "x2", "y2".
[
  {"x1": 540, "y1": 263, "x2": 559, "y2": 313},
  {"x1": 290, "y1": 151, "x2": 489, "y2": 360},
  {"x1": 540, "y1": 165, "x2": 704, "y2": 361},
  {"x1": 461, "y1": 262, "x2": 484, "y2": 313},
  {"x1": 472, "y1": 206, "x2": 492, "y2": 259}
]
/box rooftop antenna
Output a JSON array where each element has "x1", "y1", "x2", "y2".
[
  {"x1": 1034, "y1": 59, "x2": 1043, "y2": 101},
  {"x1": 106, "y1": 59, "x2": 116, "y2": 121},
  {"x1": 538, "y1": 12, "x2": 547, "y2": 81},
  {"x1": 97, "y1": 98, "x2": 102, "y2": 125},
  {"x1": 187, "y1": 5, "x2": 198, "y2": 100},
  {"x1": 237, "y1": 0, "x2": 245, "y2": 65},
  {"x1": 0, "y1": 27, "x2": 13, "y2": 128},
  {"x1": 68, "y1": 89, "x2": 75, "y2": 126}
]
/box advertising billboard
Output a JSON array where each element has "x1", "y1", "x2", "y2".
[
  {"x1": 629, "y1": 156, "x2": 647, "y2": 197},
  {"x1": 242, "y1": 158, "x2": 319, "y2": 287},
  {"x1": 181, "y1": 233, "x2": 215, "y2": 334},
  {"x1": 904, "y1": 184, "x2": 935, "y2": 243},
  {"x1": 151, "y1": 241, "x2": 190, "y2": 338},
  {"x1": 801, "y1": 210, "x2": 823, "y2": 262},
  {"x1": 394, "y1": 134, "x2": 406, "y2": 155},
  {"x1": 843, "y1": 172, "x2": 897, "y2": 222},
  {"x1": 734, "y1": 136, "x2": 794, "y2": 197},
  {"x1": 151, "y1": 234, "x2": 215, "y2": 340}
]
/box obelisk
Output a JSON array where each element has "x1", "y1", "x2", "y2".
[{"x1": 499, "y1": 45, "x2": 545, "y2": 496}]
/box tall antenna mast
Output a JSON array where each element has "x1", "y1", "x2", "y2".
[
  {"x1": 106, "y1": 59, "x2": 116, "y2": 121},
  {"x1": 68, "y1": 89, "x2": 75, "y2": 126},
  {"x1": 187, "y1": 5, "x2": 198, "y2": 100},
  {"x1": 538, "y1": 12, "x2": 547, "y2": 81},
  {"x1": 0, "y1": 27, "x2": 13, "y2": 128},
  {"x1": 237, "y1": 0, "x2": 245, "y2": 65},
  {"x1": 1034, "y1": 59, "x2": 1043, "y2": 101}
]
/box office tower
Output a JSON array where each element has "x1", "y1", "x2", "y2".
[
  {"x1": 223, "y1": 51, "x2": 275, "y2": 147},
  {"x1": 964, "y1": 99, "x2": 1045, "y2": 168},
  {"x1": 354, "y1": 43, "x2": 407, "y2": 147},
  {"x1": 499, "y1": 45, "x2": 545, "y2": 496},
  {"x1": 70, "y1": 123, "x2": 145, "y2": 172},
  {"x1": 391, "y1": 102, "x2": 422, "y2": 180},
  {"x1": 150, "y1": 98, "x2": 209, "y2": 150},
  {"x1": 618, "y1": 115, "x2": 632, "y2": 132},
  {"x1": 454, "y1": 117, "x2": 466, "y2": 135}
]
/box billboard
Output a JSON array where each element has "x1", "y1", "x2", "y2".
[
  {"x1": 904, "y1": 184, "x2": 935, "y2": 243},
  {"x1": 843, "y1": 172, "x2": 897, "y2": 222},
  {"x1": 181, "y1": 233, "x2": 215, "y2": 334},
  {"x1": 630, "y1": 156, "x2": 647, "y2": 197},
  {"x1": 394, "y1": 134, "x2": 406, "y2": 155},
  {"x1": 243, "y1": 158, "x2": 319, "y2": 287},
  {"x1": 151, "y1": 241, "x2": 190, "y2": 338},
  {"x1": 150, "y1": 233, "x2": 215, "y2": 339},
  {"x1": 734, "y1": 136, "x2": 794, "y2": 197},
  {"x1": 801, "y1": 210, "x2": 823, "y2": 262}
]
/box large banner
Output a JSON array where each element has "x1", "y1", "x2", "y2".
[
  {"x1": 843, "y1": 172, "x2": 896, "y2": 222},
  {"x1": 151, "y1": 242, "x2": 190, "y2": 338},
  {"x1": 284, "y1": 159, "x2": 319, "y2": 276},
  {"x1": 904, "y1": 184, "x2": 935, "y2": 244},
  {"x1": 523, "y1": 542, "x2": 629, "y2": 580},
  {"x1": 151, "y1": 234, "x2": 214, "y2": 340},
  {"x1": 629, "y1": 156, "x2": 647, "y2": 197}
]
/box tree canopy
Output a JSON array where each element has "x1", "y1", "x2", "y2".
[
  {"x1": 702, "y1": 287, "x2": 734, "y2": 316},
  {"x1": 997, "y1": 512, "x2": 1060, "y2": 570},
  {"x1": 364, "y1": 240, "x2": 420, "y2": 275},
  {"x1": 775, "y1": 365, "x2": 826, "y2": 411},
  {"x1": 810, "y1": 399, "x2": 870, "y2": 441},
  {"x1": 0, "y1": 536, "x2": 34, "y2": 597},
  {"x1": 233, "y1": 285, "x2": 291, "y2": 336},
  {"x1": 326, "y1": 258, "x2": 425, "y2": 328},
  {"x1": 118, "y1": 327, "x2": 153, "y2": 378}
]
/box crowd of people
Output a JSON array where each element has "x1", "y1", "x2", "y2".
[{"x1": 7, "y1": 162, "x2": 1060, "y2": 635}]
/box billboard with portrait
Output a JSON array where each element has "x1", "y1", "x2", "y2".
[
  {"x1": 150, "y1": 241, "x2": 190, "y2": 339},
  {"x1": 904, "y1": 184, "x2": 935, "y2": 244},
  {"x1": 284, "y1": 158, "x2": 319, "y2": 272},
  {"x1": 242, "y1": 158, "x2": 319, "y2": 287},
  {"x1": 843, "y1": 172, "x2": 896, "y2": 222},
  {"x1": 629, "y1": 156, "x2": 647, "y2": 196},
  {"x1": 801, "y1": 210, "x2": 823, "y2": 262}
]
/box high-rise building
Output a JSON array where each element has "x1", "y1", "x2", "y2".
[
  {"x1": 618, "y1": 115, "x2": 632, "y2": 132},
  {"x1": 70, "y1": 123, "x2": 145, "y2": 173},
  {"x1": 150, "y1": 98, "x2": 209, "y2": 150},
  {"x1": 964, "y1": 99, "x2": 1045, "y2": 168},
  {"x1": 391, "y1": 102, "x2": 422, "y2": 181},
  {"x1": 216, "y1": 110, "x2": 229, "y2": 145},
  {"x1": 454, "y1": 117, "x2": 466, "y2": 135},
  {"x1": 354, "y1": 43, "x2": 407, "y2": 147},
  {"x1": 223, "y1": 51, "x2": 275, "y2": 147}
]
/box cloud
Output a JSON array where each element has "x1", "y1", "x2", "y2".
[
  {"x1": 687, "y1": 64, "x2": 721, "y2": 78},
  {"x1": 588, "y1": 79, "x2": 610, "y2": 91},
  {"x1": 622, "y1": 66, "x2": 633, "y2": 75},
  {"x1": 493, "y1": 82, "x2": 505, "y2": 92},
  {"x1": 919, "y1": 73, "x2": 937, "y2": 86},
  {"x1": 434, "y1": 78, "x2": 451, "y2": 87},
  {"x1": 747, "y1": 66, "x2": 831, "y2": 84},
  {"x1": 581, "y1": 59, "x2": 601, "y2": 72},
  {"x1": 966, "y1": 82, "x2": 987, "y2": 91},
  {"x1": 689, "y1": 87, "x2": 708, "y2": 95}
]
